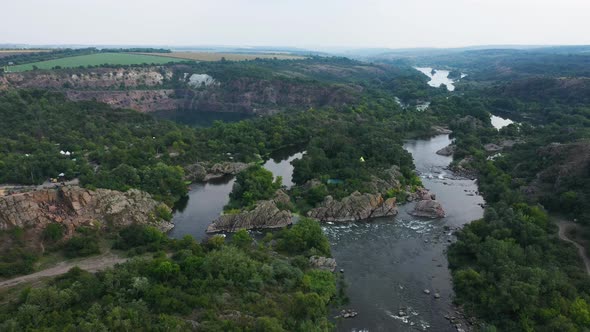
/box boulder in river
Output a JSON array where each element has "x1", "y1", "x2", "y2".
[
  {"x1": 410, "y1": 200, "x2": 446, "y2": 218},
  {"x1": 307, "y1": 191, "x2": 397, "y2": 222},
  {"x1": 207, "y1": 190, "x2": 292, "y2": 233},
  {"x1": 436, "y1": 144, "x2": 456, "y2": 156}
]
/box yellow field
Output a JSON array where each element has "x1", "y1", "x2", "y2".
[{"x1": 137, "y1": 52, "x2": 305, "y2": 62}]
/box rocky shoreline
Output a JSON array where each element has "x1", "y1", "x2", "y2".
[
  {"x1": 207, "y1": 190, "x2": 292, "y2": 233},
  {"x1": 307, "y1": 192, "x2": 398, "y2": 222}
]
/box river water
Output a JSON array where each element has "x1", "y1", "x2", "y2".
[
  {"x1": 327, "y1": 134, "x2": 484, "y2": 331},
  {"x1": 490, "y1": 114, "x2": 514, "y2": 130},
  {"x1": 168, "y1": 149, "x2": 304, "y2": 240},
  {"x1": 415, "y1": 67, "x2": 456, "y2": 92},
  {"x1": 168, "y1": 134, "x2": 484, "y2": 331}
]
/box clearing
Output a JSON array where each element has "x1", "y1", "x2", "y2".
[
  {"x1": 0, "y1": 252, "x2": 127, "y2": 290},
  {"x1": 6, "y1": 52, "x2": 186, "y2": 72}
]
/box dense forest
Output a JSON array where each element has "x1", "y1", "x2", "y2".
[
  {"x1": 432, "y1": 52, "x2": 590, "y2": 330},
  {"x1": 0, "y1": 220, "x2": 340, "y2": 331},
  {"x1": 2, "y1": 49, "x2": 590, "y2": 331}
]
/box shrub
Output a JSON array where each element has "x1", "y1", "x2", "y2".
[
  {"x1": 277, "y1": 218, "x2": 330, "y2": 257},
  {"x1": 43, "y1": 223, "x2": 64, "y2": 242},
  {"x1": 155, "y1": 204, "x2": 173, "y2": 222},
  {"x1": 63, "y1": 236, "x2": 100, "y2": 258}
]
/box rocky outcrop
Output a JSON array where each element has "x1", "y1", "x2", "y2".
[
  {"x1": 2, "y1": 67, "x2": 362, "y2": 115},
  {"x1": 307, "y1": 192, "x2": 398, "y2": 222},
  {"x1": 65, "y1": 90, "x2": 177, "y2": 113},
  {"x1": 409, "y1": 190, "x2": 445, "y2": 218},
  {"x1": 436, "y1": 144, "x2": 456, "y2": 156},
  {"x1": 184, "y1": 162, "x2": 250, "y2": 182},
  {"x1": 207, "y1": 162, "x2": 249, "y2": 180},
  {"x1": 483, "y1": 143, "x2": 502, "y2": 152},
  {"x1": 431, "y1": 126, "x2": 453, "y2": 135},
  {"x1": 0, "y1": 186, "x2": 172, "y2": 235},
  {"x1": 309, "y1": 256, "x2": 337, "y2": 272},
  {"x1": 207, "y1": 190, "x2": 292, "y2": 233},
  {"x1": 366, "y1": 166, "x2": 403, "y2": 194},
  {"x1": 184, "y1": 163, "x2": 208, "y2": 182}
]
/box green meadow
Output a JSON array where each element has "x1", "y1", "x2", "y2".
[{"x1": 7, "y1": 52, "x2": 187, "y2": 72}]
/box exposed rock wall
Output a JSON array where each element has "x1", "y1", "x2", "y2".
[
  {"x1": 184, "y1": 162, "x2": 250, "y2": 182},
  {"x1": 0, "y1": 186, "x2": 172, "y2": 235},
  {"x1": 207, "y1": 190, "x2": 292, "y2": 233},
  {"x1": 307, "y1": 191, "x2": 398, "y2": 222},
  {"x1": 2, "y1": 67, "x2": 361, "y2": 115},
  {"x1": 409, "y1": 189, "x2": 445, "y2": 218}
]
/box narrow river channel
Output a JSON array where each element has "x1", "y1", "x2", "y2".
[
  {"x1": 168, "y1": 133, "x2": 484, "y2": 331},
  {"x1": 328, "y1": 134, "x2": 484, "y2": 331}
]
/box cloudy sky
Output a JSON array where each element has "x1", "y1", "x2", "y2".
[{"x1": 3, "y1": 0, "x2": 590, "y2": 48}]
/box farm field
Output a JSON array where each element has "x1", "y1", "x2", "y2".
[
  {"x1": 6, "y1": 52, "x2": 187, "y2": 72},
  {"x1": 139, "y1": 51, "x2": 305, "y2": 61}
]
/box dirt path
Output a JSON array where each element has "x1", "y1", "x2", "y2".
[
  {"x1": 0, "y1": 253, "x2": 127, "y2": 290},
  {"x1": 555, "y1": 216, "x2": 590, "y2": 276}
]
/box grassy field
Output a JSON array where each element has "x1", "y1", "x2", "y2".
[
  {"x1": 139, "y1": 51, "x2": 305, "y2": 61},
  {"x1": 6, "y1": 52, "x2": 187, "y2": 72}
]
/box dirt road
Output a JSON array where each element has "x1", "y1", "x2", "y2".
[
  {"x1": 555, "y1": 216, "x2": 590, "y2": 276},
  {"x1": 0, "y1": 253, "x2": 127, "y2": 290}
]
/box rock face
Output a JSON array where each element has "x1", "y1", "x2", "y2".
[
  {"x1": 207, "y1": 162, "x2": 249, "y2": 180},
  {"x1": 366, "y1": 166, "x2": 403, "y2": 194},
  {"x1": 436, "y1": 144, "x2": 456, "y2": 156},
  {"x1": 2, "y1": 67, "x2": 362, "y2": 115},
  {"x1": 431, "y1": 126, "x2": 453, "y2": 135},
  {"x1": 307, "y1": 191, "x2": 398, "y2": 222},
  {"x1": 309, "y1": 256, "x2": 337, "y2": 272},
  {"x1": 483, "y1": 143, "x2": 502, "y2": 152},
  {"x1": 184, "y1": 162, "x2": 249, "y2": 182},
  {"x1": 410, "y1": 199, "x2": 445, "y2": 219},
  {"x1": 0, "y1": 186, "x2": 172, "y2": 234},
  {"x1": 207, "y1": 190, "x2": 292, "y2": 233}
]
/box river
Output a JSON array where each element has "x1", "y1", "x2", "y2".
[
  {"x1": 168, "y1": 149, "x2": 304, "y2": 241},
  {"x1": 168, "y1": 134, "x2": 484, "y2": 331},
  {"x1": 326, "y1": 134, "x2": 484, "y2": 331},
  {"x1": 490, "y1": 114, "x2": 514, "y2": 130},
  {"x1": 415, "y1": 67, "x2": 456, "y2": 92}
]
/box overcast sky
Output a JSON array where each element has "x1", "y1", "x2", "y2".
[{"x1": 3, "y1": 0, "x2": 590, "y2": 49}]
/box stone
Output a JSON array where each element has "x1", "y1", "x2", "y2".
[
  {"x1": 434, "y1": 293, "x2": 441, "y2": 299},
  {"x1": 424, "y1": 289, "x2": 431, "y2": 295},
  {"x1": 207, "y1": 190, "x2": 292, "y2": 233},
  {"x1": 483, "y1": 143, "x2": 502, "y2": 152},
  {"x1": 431, "y1": 126, "x2": 452, "y2": 135},
  {"x1": 307, "y1": 191, "x2": 398, "y2": 222},
  {"x1": 309, "y1": 256, "x2": 337, "y2": 272},
  {"x1": 341, "y1": 309, "x2": 358, "y2": 318},
  {"x1": 184, "y1": 163, "x2": 208, "y2": 182},
  {"x1": 0, "y1": 186, "x2": 172, "y2": 236},
  {"x1": 436, "y1": 144, "x2": 456, "y2": 156},
  {"x1": 410, "y1": 200, "x2": 445, "y2": 218}
]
